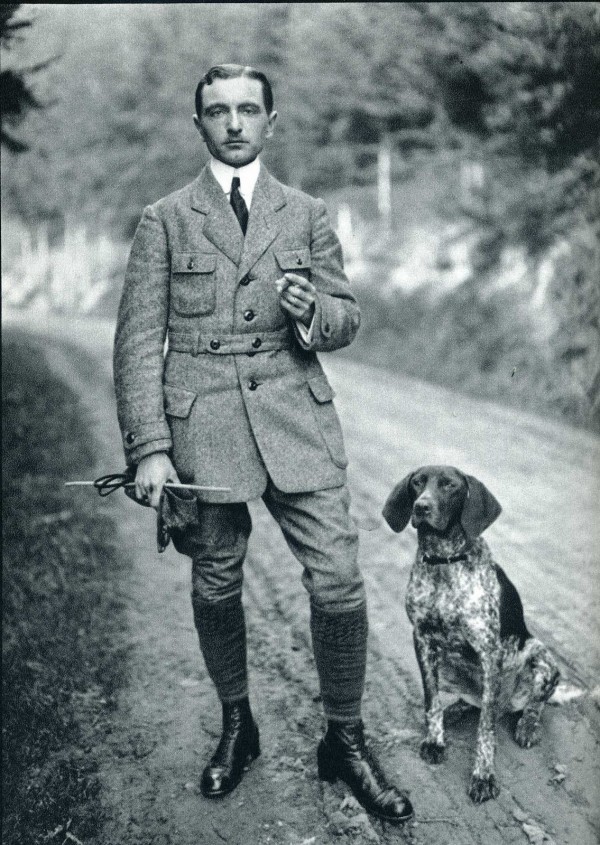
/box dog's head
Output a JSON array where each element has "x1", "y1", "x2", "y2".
[{"x1": 382, "y1": 465, "x2": 501, "y2": 539}]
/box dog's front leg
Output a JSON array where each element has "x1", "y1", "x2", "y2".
[
  {"x1": 413, "y1": 629, "x2": 446, "y2": 763},
  {"x1": 468, "y1": 647, "x2": 501, "y2": 802}
]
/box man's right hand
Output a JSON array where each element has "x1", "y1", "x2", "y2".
[{"x1": 135, "y1": 453, "x2": 180, "y2": 510}]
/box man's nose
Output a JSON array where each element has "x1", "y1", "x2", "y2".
[{"x1": 227, "y1": 111, "x2": 242, "y2": 133}]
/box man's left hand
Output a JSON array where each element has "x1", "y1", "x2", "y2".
[{"x1": 276, "y1": 273, "x2": 316, "y2": 327}]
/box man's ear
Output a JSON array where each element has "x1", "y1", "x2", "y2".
[
  {"x1": 461, "y1": 474, "x2": 502, "y2": 539},
  {"x1": 193, "y1": 114, "x2": 204, "y2": 138},
  {"x1": 382, "y1": 473, "x2": 415, "y2": 533},
  {"x1": 265, "y1": 110, "x2": 278, "y2": 139}
]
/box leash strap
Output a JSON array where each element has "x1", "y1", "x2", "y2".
[
  {"x1": 65, "y1": 475, "x2": 232, "y2": 502},
  {"x1": 93, "y1": 472, "x2": 134, "y2": 497}
]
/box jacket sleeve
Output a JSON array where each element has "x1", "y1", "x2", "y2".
[
  {"x1": 113, "y1": 204, "x2": 172, "y2": 465},
  {"x1": 292, "y1": 198, "x2": 361, "y2": 353}
]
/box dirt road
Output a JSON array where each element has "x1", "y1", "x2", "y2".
[{"x1": 7, "y1": 311, "x2": 599, "y2": 845}]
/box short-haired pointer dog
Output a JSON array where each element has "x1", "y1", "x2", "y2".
[{"x1": 382, "y1": 466, "x2": 560, "y2": 803}]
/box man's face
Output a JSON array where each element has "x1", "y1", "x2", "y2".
[{"x1": 194, "y1": 76, "x2": 277, "y2": 167}]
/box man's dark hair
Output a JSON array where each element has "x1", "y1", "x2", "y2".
[{"x1": 195, "y1": 64, "x2": 274, "y2": 116}]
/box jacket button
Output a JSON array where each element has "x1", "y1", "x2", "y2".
[
  {"x1": 210, "y1": 339, "x2": 221, "y2": 350},
  {"x1": 126, "y1": 432, "x2": 135, "y2": 444},
  {"x1": 243, "y1": 309, "x2": 255, "y2": 322},
  {"x1": 240, "y1": 274, "x2": 252, "y2": 286},
  {"x1": 252, "y1": 337, "x2": 262, "y2": 349},
  {"x1": 248, "y1": 379, "x2": 258, "y2": 390},
  {"x1": 187, "y1": 259, "x2": 194, "y2": 269}
]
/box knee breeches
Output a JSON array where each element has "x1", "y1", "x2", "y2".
[{"x1": 174, "y1": 481, "x2": 364, "y2": 611}]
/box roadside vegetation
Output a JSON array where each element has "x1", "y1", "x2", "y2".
[
  {"x1": 2, "y1": 3, "x2": 598, "y2": 434},
  {"x1": 2, "y1": 333, "x2": 129, "y2": 845},
  {"x1": 326, "y1": 174, "x2": 599, "y2": 431}
]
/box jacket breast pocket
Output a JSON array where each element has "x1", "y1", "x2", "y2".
[
  {"x1": 307, "y1": 374, "x2": 348, "y2": 469},
  {"x1": 171, "y1": 252, "x2": 217, "y2": 316},
  {"x1": 274, "y1": 247, "x2": 312, "y2": 278}
]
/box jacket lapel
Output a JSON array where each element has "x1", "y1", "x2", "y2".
[
  {"x1": 236, "y1": 165, "x2": 286, "y2": 283},
  {"x1": 190, "y1": 165, "x2": 244, "y2": 265}
]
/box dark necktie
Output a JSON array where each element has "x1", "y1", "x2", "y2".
[{"x1": 230, "y1": 176, "x2": 249, "y2": 235}]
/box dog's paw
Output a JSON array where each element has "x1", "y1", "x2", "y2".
[
  {"x1": 419, "y1": 740, "x2": 446, "y2": 764},
  {"x1": 468, "y1": 774, "x2": 500, "y2": 803},
  {"x1": 514, "y1": 712, "x2": 541, "y2": 748}
]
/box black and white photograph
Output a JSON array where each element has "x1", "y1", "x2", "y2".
[{"x1": 2, "y1": 3, "x2": 599, "y2": 844}]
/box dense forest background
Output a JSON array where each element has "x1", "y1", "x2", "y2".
[{"x1": 2, "y1": 2, "x2": 599, "y2": 430}]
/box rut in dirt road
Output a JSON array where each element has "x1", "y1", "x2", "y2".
[{"x1": 8, "y1": 311, "x2": 600, "y2": 845}]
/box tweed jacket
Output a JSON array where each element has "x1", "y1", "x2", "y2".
[{"x1": 113, "y1": 163, "x2": 360, "y2": 502}]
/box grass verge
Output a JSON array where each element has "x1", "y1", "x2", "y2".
[{"x1": 2, "y1": 332, "x2": 129, "y2": 845}]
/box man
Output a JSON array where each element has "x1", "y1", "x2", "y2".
[{"x1": 113, "y1": 64, "x2": 413, "y2": 824}]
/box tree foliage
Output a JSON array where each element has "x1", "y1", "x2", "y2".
[
  {"x1": 1, "y1": 2, "x2": 598, "y2": 426},
  {"x1": 0, "y1": 4, "x2": 47, "y2": 152}
]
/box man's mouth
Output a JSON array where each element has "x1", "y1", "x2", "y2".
[{"x1": 225, "y1": 140, "x2": 246, "y2": 146}]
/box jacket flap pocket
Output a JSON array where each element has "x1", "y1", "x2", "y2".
[
  {"x1": 172, "y1": 252, "x2": 217, "y2": 273},
  {"x1": 164, "y1": 384, "x2": 197, "y2": 418},
  {"x1": 308, "y1": 375, "x2": 335, "y2": 403},
  {"x1": 275, "y1": 247, "x2": 312, "y2": 271}
]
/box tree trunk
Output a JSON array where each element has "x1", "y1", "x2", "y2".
[{"x1": 377, "y1": 133, "x2": 392, "y2": 230}]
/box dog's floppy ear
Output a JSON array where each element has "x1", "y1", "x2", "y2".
[
  {"x1": 461, "y1": 474, "x2": 502, "y2": 539},
  {"x1": 382, "y1": 473, "x2": 415, "y2": 532}
]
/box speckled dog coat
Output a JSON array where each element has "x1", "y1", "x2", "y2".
[{"x1": 383, "y1": 466, "x2": 560, "y2": 803}]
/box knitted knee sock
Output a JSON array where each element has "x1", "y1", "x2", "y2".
[
  {"x1": 310, "y1": 601, "x2": 368, "y2": 722},
  {"x1": 192, "y1": 594, "x2": 248, "y2": 702}
]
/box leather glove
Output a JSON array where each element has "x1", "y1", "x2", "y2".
[{"x1": 156, "y1": 485, "x2": 199, "y2": 553}]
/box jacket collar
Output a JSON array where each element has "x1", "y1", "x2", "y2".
[
  {"x1": 190, "y1": 163, "x2": 286, "y2": 273},
  {"x1": 209, "y1": 156, "x2": 261, "y2": 206}
]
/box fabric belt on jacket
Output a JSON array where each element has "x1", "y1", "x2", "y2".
[{"x1": 168, "y1": 327, "x2": 293, "y2": 356}]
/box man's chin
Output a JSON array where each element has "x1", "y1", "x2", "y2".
[{"x1": 216, "y1": 147, "x2": 258, "y2": 167}]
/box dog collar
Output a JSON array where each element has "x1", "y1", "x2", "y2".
[{"x1": 421, "y1": 550, "x2": 469, "y2": 565}]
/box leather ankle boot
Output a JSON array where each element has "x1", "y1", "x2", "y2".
[
  {"x1": 317, "y1": 720, "x2": 414, "y2": 823},
  {"x1": 201, "y1": 698, "x2": 260, "y2": 798}
]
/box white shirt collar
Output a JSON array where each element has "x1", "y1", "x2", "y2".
[{"x1": 210, "y1": 157, "x2": 261, "y2": 208}]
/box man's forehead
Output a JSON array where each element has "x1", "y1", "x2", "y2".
[{"x1": 202, "y1": 76, "x2": 265, "y2": 108}]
